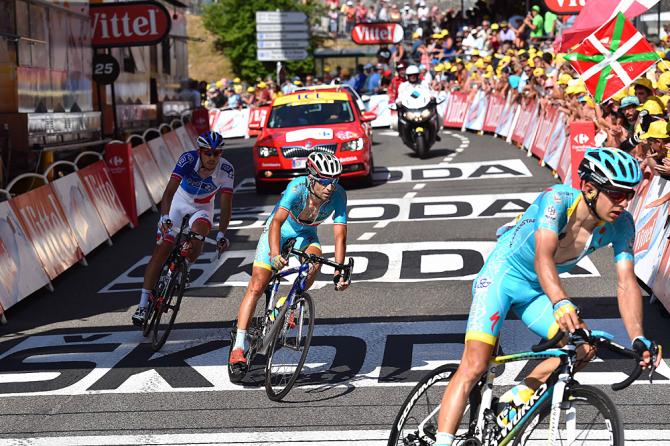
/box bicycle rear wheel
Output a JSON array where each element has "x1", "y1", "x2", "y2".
[
  {"x1": 512, "y1": 384, "x2": 623, "y2": 446},
  {"x1": 264, "y1": 292, "x2": 315, "y2": 401},
  {"x1": 388, "y1": 364, "x2": 472, "y2": 446},
  {"x1": 151, "y1": 262, "x2": 187, "y2": 351}
]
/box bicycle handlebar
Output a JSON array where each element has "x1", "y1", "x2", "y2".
[
  {"x1": 280, "y1": 238, "x2": 354, "y2": 289},
  {"x1": 531, "y1": 328, "x2": 644, "y2": 391}
]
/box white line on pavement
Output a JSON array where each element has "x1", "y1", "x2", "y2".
[
  {"x1": 412, "y1": 183, "x2": 426, "y2": 190},
  {"x1": 357, "y1": 232, "x2": 376, "y2": 241},
  {"x1": 373, "y1": 220, "x2": 391, "y2": 228},
  {"x1": 403, "y1": 192, "x2": 417, "y2": 199},
  {"x1": 456, "y1": 148, "x2": 464, "y2": 152},
  {"x1": 3, "y1": 430, "x2": 670, "y2": 446}
]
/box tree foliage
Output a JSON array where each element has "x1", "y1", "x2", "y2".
[{"x1": 202, "y1": 0, "x2": 323, "y2": 83}]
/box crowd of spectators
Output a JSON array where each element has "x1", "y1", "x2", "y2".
[{"x1": 197, "y1": 1, "x2": 670, "y2": 179}]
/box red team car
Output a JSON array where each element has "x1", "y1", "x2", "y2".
[{"x1": 249, "y1": 86, "x2": 377, "y2": 193}]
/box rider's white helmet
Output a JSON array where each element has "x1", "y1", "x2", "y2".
[
  {"x1": 307, "y1": 151, "x2": 342, "y2": 178},
  {"x1": 406, "y1": 65, "x2": 420, "y2": 76}
]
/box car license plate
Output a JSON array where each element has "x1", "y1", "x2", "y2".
[{"x1": 292, "y1": 158, "x2": 307, "y2": 169}]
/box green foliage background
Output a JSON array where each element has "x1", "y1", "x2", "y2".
[{"x1": 202, "y1": 0, "x2": 323, "y2": 83}]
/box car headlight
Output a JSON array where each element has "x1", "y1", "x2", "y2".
[
  {"x1": 403, "y1": 111, "x2": 420, "y2": 121},
  {"x1": 342, "y1": 137, "x2": 365, "y2": 151},
  {"x1": 420, "y1": 109, "x2": 432, "y2": 119},
  {"x1": 257, "y1": 146, "x2": 277, "y2": 157}
]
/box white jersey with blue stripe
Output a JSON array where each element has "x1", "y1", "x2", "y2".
[{"x1": 171, "y1": 151, "x2": 234, "y2": 204}]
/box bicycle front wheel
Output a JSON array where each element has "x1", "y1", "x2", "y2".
[
  {"x1": 513, "y1": 384, "x2": 624, "y2": 446},
  {"x1": 264, "y1": 292, "x2": 315, "y2": 401},
  {"x1": 151, "y1": 262, "x2": 187, "y2": 351},
  {"x1": 388, "y1": 364, "x2": 468, "y2": 446}
]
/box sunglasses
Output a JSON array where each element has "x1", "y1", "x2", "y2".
[
  {"x1": 602, "y1": 188, "x2": 635, "y2": 202},
  {"x1": 200, "y1": 148, "x2": 223, "y2": 157},
  {"x1": 313, "y1": 177, "x2": 338, "y2": 186}
]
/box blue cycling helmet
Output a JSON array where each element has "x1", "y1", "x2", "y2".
[
  {"x1": 197, "y1": 131, "x2": 225, "y2": 150},
  {"x1": 578, "y1": 147, "x2": 642, "y2": 191}
]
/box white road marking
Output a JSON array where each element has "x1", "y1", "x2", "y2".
[
  {"x1": 456, "y1": 148, "x2": 464, "y2": 152},
  {"x1": 357, "y1": 232, "x2": 376, "y2": 241},
  {"x1": 373, "y1": 220, "x2": 391, "y2": 228},
  {"x1": 0, "y1": 319, "x2": 666, "y2": 398},
  {"x1": 378, "y1": 130, "x2": 399, "y2": 136},
  {"x1": 2, "y1": 430, "x2": 669, "y2": 446},
  {"x1": 403, "y1": 192, "x2": 417, "y2": 199},
  {"x1": 412, "y1": 183, "x2": 426, "y2": 190}
]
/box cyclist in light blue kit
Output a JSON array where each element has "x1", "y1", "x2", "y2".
[
  {"x1": 228, "y1": 151, "x2": 350, "y2": 378},
  {"x1": 434, "y1": 148, "x2": 662, "y2": 446}
]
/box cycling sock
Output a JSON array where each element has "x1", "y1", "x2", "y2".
[
  {"x1": 435, "y1": 432, "x2": 454, "y2": 446},
  {"x1": 139, "y1": 288, "x2": 151, "y2": 308},
  {"x1": 234, "y1": 329, "x2": 248, "y2": 351}
]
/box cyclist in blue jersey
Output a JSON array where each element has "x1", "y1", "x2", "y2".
[
  {"x1": 433, "y1": 148, "x2": 662, "y2": 446},
  {"x1": 228, "y1": 151, "x2": 350, "y2": 377},
  {"x1": 131, "y1": 131, "x2": 234, "y2": 326}
]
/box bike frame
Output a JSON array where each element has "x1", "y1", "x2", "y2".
[{"x1": 256, "y1": 261, "x2": 311, "y2": 356}]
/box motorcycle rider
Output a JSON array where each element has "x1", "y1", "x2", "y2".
[{"x1": 396, "y1": 65, "x2": 442, "y2": 141}]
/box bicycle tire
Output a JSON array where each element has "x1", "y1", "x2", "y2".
[
  {"x1": 512, "y1": 384, "x2": 623, "y2": 446},
  {"x1": 264, "y1": 292, "x2": 315, "y2": 401},
  {"x1": 388, "y1": 364, "x2": 462, "y2": 446},
  {"x1": 141, "y1": 299, "x2": 157, "y2": 337},
  {"x1": 151, "y1": 262, "x2": 187, "y2": 351}
]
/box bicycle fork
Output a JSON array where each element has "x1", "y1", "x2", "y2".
[{"x1": 548, "y1": 351, "x2": 576, "y2": 445}]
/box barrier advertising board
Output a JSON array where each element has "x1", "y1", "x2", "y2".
[
  {"x1": 51, "y1": 173, "x2": 109, "y2": 255},
  {"x1": 78, "y1": 161, "x2": 130, "y2": 236},
  {"x1": 161, "y1": 130, "x2": 186, "y2": 161},
  {"x1": 443, "y1": 92, "x2": 469, "y2": 128},
  {"x1": 11, "y1": 184, "x2": 83, "y2": 279},
  {"x1": 132, "y1": 143, "x2": 165, "y2": 204},
  {"x1": 0, "y1": 201, "x2": 50, "y2": 311},
  {"x1": 568, "y1": 121, "x2": 596, "y2": 188},
  {"x1": 483, "y1": 94, "x2": 505, "y2": 133},
  {"x1": 464, "y1": 90, "x2": 488, "y2": 131},
  {"x1": 104, "y1": 142, "x2": 138, "y2": 227}
]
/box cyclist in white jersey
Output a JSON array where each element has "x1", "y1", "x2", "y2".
[{"x1": 132, "y1": 131, "x2": 234, "y2": 326}]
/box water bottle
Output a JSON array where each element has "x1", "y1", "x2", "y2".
[{"x1": 269, "y1": 296, "x2": 287, "y2": 322}]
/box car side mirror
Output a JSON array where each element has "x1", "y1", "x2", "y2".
[
  {"x1": 248, "y1": 122, "x2": 262, "y2": 131},
  {"x1": 361, "y1": 111, "x2": 377, "y2": 122},
  {"x1": 361, "y1": 94, "x2": 371, "y2": 102}
]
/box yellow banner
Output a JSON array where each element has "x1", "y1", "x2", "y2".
[{"x1": 274, "y1": 92, "x2": 349, "y2": 106}]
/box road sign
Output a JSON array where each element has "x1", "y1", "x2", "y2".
[
  {"x1": 256, "y1": 32, "x2": 309, "y2": 41},
  {"x1": 256, "y1": 23, "x2": 309, "y2": 33},
  {"x1": 257, "y1": 40, "x2": 309, "y2": 49},
  {"x1": 257, "y1": 49, "x2": 308, "y2": 61},
  {"x1": 256, "y1": 11, "x2": 307, "y2": 24}
]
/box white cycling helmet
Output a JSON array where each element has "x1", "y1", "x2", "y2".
[
  {"x1": 307, "y1": 151, "x2": 342, "y2": 178},
  {"x1": 406, "y1": 65, "x2": 420, "y2": 76}
]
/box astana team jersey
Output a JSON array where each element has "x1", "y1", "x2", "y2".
[
  {"x1": 253, "y1": 176, "x2": 347, "y2": 270},
  {"x1": 464, "y1": 183, "x2": 636, "y2": 346}
]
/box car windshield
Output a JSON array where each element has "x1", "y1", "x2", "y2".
[{"x1": 267, "y1": 100, "x2": 355, "y2": 128}]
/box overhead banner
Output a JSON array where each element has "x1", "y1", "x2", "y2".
[
  {"x1": 543, "y1": 0, "x2": 584, "y2": 15},
  {"x1": 0, "y1": 201, "x2": 50, "y2": 311},
  {"x1": 90, "y1": 0, "x2": 171, "y2": 48},
  {"x1": 161, "y1": 130, "x2": 187, "y2": 161},
  {"x1": 132, "y1": 143, "x2": 165, "y2": 203},
  {"x1": 443, "y1": 92, "x2": 469, "y2": 128},
  {"x1": 11, "y1": 184, "x2": 83, "y2": 280},
  {"x1": 464, "y1": 90, "x2": 488, "y2": 131},
  {"x1": 51, "y1": 173, "x2": 109, "y2": 255},
  {"x1": 78, "y1": 161, "x2": 130, "y2": 237},
  {"x1": 351, "y1": 22, "x2": 404, "y2": 44}
]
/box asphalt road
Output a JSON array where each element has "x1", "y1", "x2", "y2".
[{"x1": 0, "y1": 128, "x2": 669, "y2": 445}]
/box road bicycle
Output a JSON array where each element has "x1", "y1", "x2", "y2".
[
  {"x1": 229, "y1": 238, "x2": 353, "y2": 401},
  {"x1": 389, "y1": 328, "x2": 656, "y2": 446},
  {"x1": 142, "y1": 214, "x2": 205, "y2": 351}
]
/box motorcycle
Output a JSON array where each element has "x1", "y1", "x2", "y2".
[{"x1": 389, "y1": 89, "x2": 444, "y2": 159}]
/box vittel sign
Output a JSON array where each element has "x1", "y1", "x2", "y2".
[
  {"x1": 90, "y1": 1, "x2": 171, "y2": 48},
  {"x1": 543, "y1": 0, "x2": 585, "y2": 15},
  {"x1": 351, "y1": 22, "x2": 404, "y2": 45}
]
